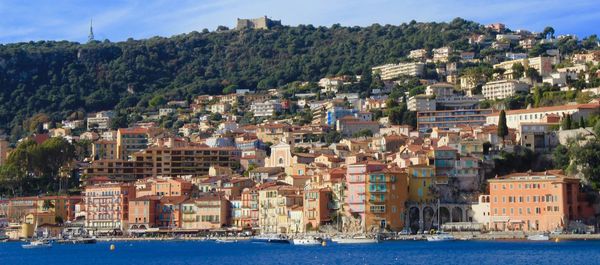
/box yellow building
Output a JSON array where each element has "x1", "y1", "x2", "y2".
[
  {"x1": 258, "y1": 185, "x2": 303, "y2": 234},
  {"x1": 407, "y1": 165, "x2": 437, "y2": 203}
]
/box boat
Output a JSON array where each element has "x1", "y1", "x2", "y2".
[
  {"x1": 22, "y1": 240, "x2": 52, "y2": 249},
  {"x1": 426, "y1": 233, "x2": 455, "y2": 242},
  {"x1": 251, "y1": 234, "x2": 290, "y2": 244},
  {"x1": 332, "y1": 236, "x2": 379, "y2": 244},
  {"x1": 527, "y1": 234, "x2": 549, "y2": 241},
  {"x1": 216, "y1": 239, "x2": 238, "y2": 243},
  {"x1": 56, "y1": 237, "x2": 97, "y2": 244},
  {"x1": 292, "y1": 237, "x2": 323, "y2": 246}
]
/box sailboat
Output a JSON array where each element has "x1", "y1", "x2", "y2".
[
  {"x1": 22, "y1": 219, "x2": 52, "y2": 249},
  {"x1": 426, "y1": 199, "x2": 454, "y2": 242}
]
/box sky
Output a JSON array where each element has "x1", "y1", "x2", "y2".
[{"x1": 0, "y1": 0, "x2": 599, "y2": 44}]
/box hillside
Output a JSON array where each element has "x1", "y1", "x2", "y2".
[{"x1": 0, "y1": 18, "x2": 486, "y2": 135}]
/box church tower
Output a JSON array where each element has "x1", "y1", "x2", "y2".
[{"x1": 88, "y1": 19, "x2": 95, "y2": 42}]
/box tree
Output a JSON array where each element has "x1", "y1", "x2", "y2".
[
  {"x1": 497, "y1": 110, "x2": 508, "y2": 145},
  {"x1": 579, "y1": 117, "x2": 586, "y2": 128},
  {"x1": 511, "y1": 63, "x2": 525, "y2": 79},
  {"x1": 552, "y1": 145, "x2": 570, "y2": 170},
  {"x1": 222, "y1": 84, "x2": 239, "y2": 95},
  {"x1": 542, "y1": 26, "x2": 555, "y2": 39},
  {"x1": 525, "y1": 67, "x2": 540, "y2": 83},
  {"x1": 149, "y1": 95, "x2": 166, "y2": 107},
  {"x1": 561, "y1": 114, "x2": 572, "y2": 130}
]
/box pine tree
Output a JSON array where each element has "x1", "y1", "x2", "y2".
[
  {"x1": 579, "y1": 116, "x2": 586, "y2": 128},
  {"x1": 497, "y1": 110, "x2": 508, "y2": 145}
]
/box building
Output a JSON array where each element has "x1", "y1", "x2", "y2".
[
  {"x1": 87, "y1": 111, "x2": 114, "y2": 131},
  {"x1": 135, "y1": 177, "x2": 193, "y2": 197},
  {"x1": 250, "y1": 100, "x2": 282, "y2": 117},
  {"x1": 407, "y1": 165, "x2": 437, "y2": 203},
  {"x1": 433, "y1": 47, "x2": 452, "y2": 63},
  {"x1": 84, "y1": 183, "x2": 136, "y2": 235},
  {"x1": 488, "y1": 171, "x2": 592, "y2": 232},
  {"x1": 258, "y1": 185, "x2": 302, "y2": 234},
  {"x1": 486, "y1": 102, "x2": 600, "y2": 129},
  {"x1": 116, "y1": 128, "x2": 149, "y2": 160},
  {"x1": 417, "y1": 109, "x2": 493, "y2": 132},
  {"x1": 181, "y1": 196, "x2": 231, "y2": 230},
  {"x1": 303, "y1": 188, "x2": 332, "y2": 230},
  {"x1": 7, "y1": 195, "x2": 81, "y2": 224},
  {"x1": 408, "y1": 49, "x2": 427, "y2": 60},
  {"x1": 336, "y1": 116, "x2": 380, "y2": 137},
  {"x1": 92, "y1": 140, "x2": 117, "y2": 160},
  {"x1": 482, "y1": 80, "x2": 530, "y2": 100},
  {"x1": 371, "y1": 62, "x2": 425, "y2": 80},
  {"x1": 346, "y1": 163, "x2": 408, "y2": 232},
  {"x1": 85, "y1": 146, "x2": 241, "y2": 181},
  {"x1": 493, "y1": 56, "x2": 553, "y2": 78},
  {"x1": 486, "y1": 23, "x2": 506, "y2": 32},
  {"x1": 128, "y1": 195, "x2": 160, "y2": 231},
  {"x1": 236, "y1": 16, "x2": 281, "y2": 30}
]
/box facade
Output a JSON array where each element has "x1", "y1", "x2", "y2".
[
  {"x1": 84, "y1": 183, "x2": 136, "y2": 235},
  {"x1": 417, "y1": 109, "x2": 493, "y2": 132},
  {"x1": 336, "y1": 117, "x2": 380, "y2": 137},
  {"x1": 409, "y1": 49, "x2": 427, "y2": 60},
  {"x1": 364, "y1": 167, "x2": 409, "y2": 232},
  {"x1": 433, "y1": 47, "x2": 452, "y2": 63},
  {"x1": 181, "y1": 196, "x2": 231, "y2": 230},
  {"x1": 408, "y1": 95, "x2": 436, "y2": 112},
  {"x1": 7, "y1": 195, "x2": 81, "y2": 224},
  {"x1": 135, "y1": 177, "x2": 193, "y2": 197},
  {"x1": 128, "y1": 195, "x2": 160, "y2": 231},
  {"x1": 303, "y1": 188, "x2": 332, "y2": 230},
  {"x1": 116, "y1": 128, "x2": 149, "y2": 160},
  {"x1": 250, "y1": 100, "x2": 282, "y2": 117},
  {"x1": 486, "y1": 102, "x2": 600, "y2": 129},
  {"x1": 87, "y1": 111, "x2": 114, "y2": 131},
  {"x1": 92, "y1": 140, "x2": 117, "y2": 160},
  {"x1": 85, "y1": 146, "x2": 241, "y2": 181},
  {"x1": 371, "y1": 62, "x2": 425, "y2": 80},
  {"x1": 407, "y1": 165, "x2": 436, "y2": 203},
  {"x1": 482, "y1": 80, "x2": 530, "y2": 100},
  {"x1": 258, "y1": 185, "x2": 303, "y2": 234},
  {"x1": 488, "y1": 171, "x2": 590, "y2": 232},
  {"x1": 236, "y1": 16, "x2": 281, "y2": 30},
  {"x1": 493, "y1": 56, "x2": 553, "y2": 78}
]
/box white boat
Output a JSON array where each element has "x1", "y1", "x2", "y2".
[
  {"x1": 251, "y1": 234, "x2": 290, "y2": 244},
  {"x1": 527, "y1": 234, "x2": 549, "y2": 241},
  {"x1": 22, "y1": 240, "x2": 52, "y2": 249},
  {"x1": 216, "y1": 239, "x2": 238, "y2": 243},
  {"x1": 332, "y1": 236, "x2": 379, "y2": 244},
  {"x1": 426, "y1": 234, "x2": 455, "y2": 242},
  {"x1": 292, "y1": 237, "x2": 323, "y2": 245}
]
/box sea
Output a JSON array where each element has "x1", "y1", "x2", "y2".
[{"x1": 1, "y1": 239, "x2": 600, "y2": 265}]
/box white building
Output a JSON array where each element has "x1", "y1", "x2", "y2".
[
  {"x1": 486, "y1": 102, "x2": 600, "y2": 129},
  {"x1": 408, "y1": 95, "x2": 436, "y2": 112},
  {"x1": 433, "y1": 47, "x2": 452, "y2": 63},
  {"x1": 159, "y1": 108, "x2": 175, "y2": 117},
  {"x1": 371, "y1": 62, "x2": 425, "y2": 80},
  {"x1": 408, "y1": 49, "x2": 427, "y2": 60},
  {"x1": 250, "y1": 100, "x2": 282, "y2": 117},
  {"x1": 318, "y1": 77, "x2": 343, "y2": 93},
  {"x1": 87, "y1": 111, "x2": 115, "y2": 130},
  {"x1": 481, "y1": 80, "x2": 530, "y2": 100},
  {"x1": 425, "y1": 83, "x2": 455, "y2": 98},
  {"x1": 209, "y1": 102, "x2": 231, "y2": 114}
]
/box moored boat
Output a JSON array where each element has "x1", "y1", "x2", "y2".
[
  {"x1": 332, "y1": 235, "x2": 379, "y2": 244},
  {"x1": 22, "y1": 240, "x2": 52, "y2": 249},
  {"x1": 426, "y1": 233, "x2": 455, "y2": 242},
  {"x1": 527, "y1": 234, "x2": 549, "y2": 241},
  {"x1": 292, "y1": 237, "x2": 323, "y2": 245},
  {"x1": 251, "y1": 234, "x2": 290, "y2": 244}
]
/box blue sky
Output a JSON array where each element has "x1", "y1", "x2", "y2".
[{"x1": 0, "y1": 0, "x2": 598, "y2": 44}]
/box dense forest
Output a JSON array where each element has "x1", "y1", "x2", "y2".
[{"x1": 0, "y1": 18, "x2": 488, "y2": 136}]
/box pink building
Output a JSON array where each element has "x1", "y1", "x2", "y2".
[{"x1": 345, "y1": 162, "x2": 386, "y2": 222}]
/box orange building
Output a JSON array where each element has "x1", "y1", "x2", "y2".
[
  {"x1": 365, "y1": 167, "x2": 409, "y2": 232},
  {"x1": 128, "y1": 195, "x2": 160, "y2": 231},
  {"x1": 488, "y1": 171, "x2": 592, "y2": 232},
  {"x1": 7, "y1": 195, "x2": 81, "y2": 224},
  {"x1": 181, "y1": 196, "x2": 231, "y2": 230},
  {"x1": 303, "y1": 188, "x2": 332, "y2": 230},
  {"x1": 84, "y1": 183, "x2": 136, "y2": 235},
  {"x1": 135, "y1": 177, "x2": 193, "y2": 197}
]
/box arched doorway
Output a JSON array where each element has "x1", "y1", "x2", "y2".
[
  {"x1": 408, "y1": 207, "x2": 420, "y2": 233},
  {"x1": 452, "y1": 207, "x2": 463, "y2": 222},
  {"x1": 439, "y1": 207, "x2": 451, "y2": 226},
  {"x1": 423, "y1": 207, "x2": 435, "y2": 231}
]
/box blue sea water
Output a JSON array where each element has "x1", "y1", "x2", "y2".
[{"x1": 1, "y1": 240, "x2": 600, "y2": 265}]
